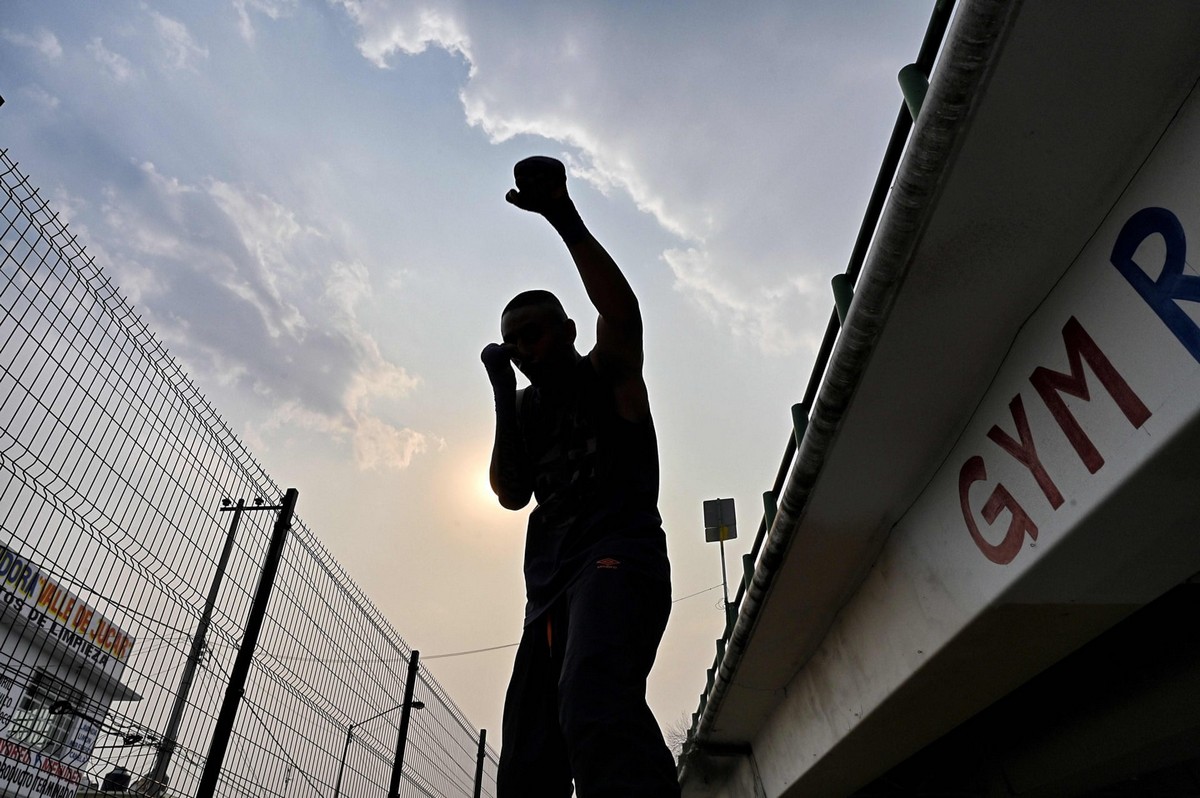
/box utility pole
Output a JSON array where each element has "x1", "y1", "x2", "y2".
[
  {"x1": 332, "y1": 724, "x2": 355, "y2": 798},
  {"x1": 141, "y1": 499, "x2": 247, "y2": 795},
  {"x1": 196, "y1": 488, "x2": 298, "y2": 798}
]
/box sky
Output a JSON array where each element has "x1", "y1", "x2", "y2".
[{"x1": 0, "y1": 0, "x2": 935, "y2": 753}]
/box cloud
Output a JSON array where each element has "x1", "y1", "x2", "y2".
[
  {"x1": 664, "y1": 246, "x2": 824, "y2": 356},
  {"x1": 20, "y1": 85, "x2": 61, "y2": 111},
  {"x1": 232, "y1": 0, "x2": 296, "y2": 44},
  {"x1": 87, "y1": 37, "x2": 138, "y2": 82},
  {"x1": 351, "y1": 416, "x2": 429, "y2": 470},
  {"x1": 333, "y1": 2, "x2": 913, "y2": 356},
  {"x1": 86, "y1": 160, "x2": 429, "y2": 470},
  {"x1": 330, "y1": 1, "x2": 471, "y2": 69},
  {"x1": 148, "y1": 11, "x2": 209, "y2": 71},
  {"x1": 1, "y1": 28, "x2": 63, "y2": 60},
  {"x1": 253, "y1": 396, "x2": 430, "y2": 471}
]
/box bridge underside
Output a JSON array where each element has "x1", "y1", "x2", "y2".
[
  {"x1": 681, "y1": 1, "x2": 1200, "y2": 795},
  {"x1": 853, "y1": 582, "x2": 1200, "y2": 797}
]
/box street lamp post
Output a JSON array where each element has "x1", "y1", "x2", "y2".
[{"x1": 332, "y1": 652, "x2": 424, "y2": 798}]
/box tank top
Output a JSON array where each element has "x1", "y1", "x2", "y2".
[{"x1": 518, "y1": 357, "x2": 665, "y2": 624}]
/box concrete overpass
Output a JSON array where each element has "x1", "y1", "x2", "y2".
[{"x1": 680, "y1": 1, "x2": 1200, "y2": 795}]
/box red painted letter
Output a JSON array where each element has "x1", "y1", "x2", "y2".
[
  {"x1": 987, "y1": 394, "x2": 1065, "y2": 510},
  {"x1": 1030, "y1": 316, "x2": 1151, "y2": 473},
  {"x1": 959, "y1": 455, "x2": 1039, "y2": 564}
]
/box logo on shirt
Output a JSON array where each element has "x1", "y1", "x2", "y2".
[{"x1": 596, "y1": 557, "x2": 621, "y2": 570}]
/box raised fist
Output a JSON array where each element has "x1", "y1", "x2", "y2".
[{"x1": 505, "y1": 156, "x2": 569, "y2": 215}]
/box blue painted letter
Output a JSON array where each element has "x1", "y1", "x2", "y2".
[{"x1": 1111, "y1": 206, "x2": 1200, "y2": 363}]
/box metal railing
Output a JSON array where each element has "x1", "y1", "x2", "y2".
[
  {"x1": 0, "y1": 149, "x2": 498, "y2": 797},
  {"x1": 687, "y1": 0, "x2": 956, "y2": 743}
]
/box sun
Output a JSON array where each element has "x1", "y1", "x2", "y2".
[
  {"x1": 475, "y1": 468, "x2": 497, "y2": 509},
  {"x1": 438, "y1": 442, "x2": 530, "y2": 535},
  {"x1": 457, "y1": 447, "x2": 511, "y2": 521}
]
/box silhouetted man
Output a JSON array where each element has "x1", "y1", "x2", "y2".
[{"x1": 482, "y1": 156, "x2": 680, "y2": 797}]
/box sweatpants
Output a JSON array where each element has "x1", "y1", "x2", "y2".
[{"x1": 497, "y1": 553, "x2": 681, "y2": 797}]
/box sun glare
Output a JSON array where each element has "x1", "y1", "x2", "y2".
[
  {"x1": 453, "y1": 447, "x2": 510, "y2": 523},
  {"x1": 475, "y1": 468, "x2": 496, "y2": 509}
]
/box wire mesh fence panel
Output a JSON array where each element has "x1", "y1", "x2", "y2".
[{"x1": 0, "y1": 150, "x2": 499, "y2": 798}]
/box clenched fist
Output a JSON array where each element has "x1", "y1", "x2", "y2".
[
  {"x1": 505, "y1": 156, "x2": 569, "y2": 215},
  {"x1": 481, "y1": 342, "x2": 517, "y2": 392},
  {"x1": 505, "y1": 156, "x2": 588, "y2": 245}
]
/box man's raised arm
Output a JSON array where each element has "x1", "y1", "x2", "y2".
[{"x1": 505, "y1": 157, "x2": 649, "y2": 419}]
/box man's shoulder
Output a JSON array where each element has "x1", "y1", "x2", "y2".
[{"x1": 586, "y1": 347, "x2": 651, "y2": 423}]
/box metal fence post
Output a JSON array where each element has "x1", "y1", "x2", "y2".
[
  {"x1": 196, "y1": 488, "x2": 298, "y2": 798},
  {"x1": 387, "y1": 650, "x2": 421, "y2": 798},
  {"x1": 473, "y1": 728, "x2": 487, "y2": 798}
]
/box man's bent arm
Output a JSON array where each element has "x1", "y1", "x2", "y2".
[
  {"x1": 489, "y1": 390, "x2": 531, "y2": 510},
  {"x1": 483, "y1": 344, "x2": 532, "y2": 510}
]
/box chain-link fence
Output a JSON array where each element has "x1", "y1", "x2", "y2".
[{"x1": 0, "y1": 149, "x2": 498, "y2": 798}]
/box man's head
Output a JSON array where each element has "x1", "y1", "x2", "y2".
[{"x1": 501, "y1": 290, "x2": 578, "y2": 384}]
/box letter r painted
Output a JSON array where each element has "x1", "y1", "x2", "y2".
[{"x1": 1111, "y1": 206, "x2": 1200, "y2": 363}]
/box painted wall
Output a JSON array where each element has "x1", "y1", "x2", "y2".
[{"x1": 747, "y1": 67, "x2": 1200, "y2": 798}]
